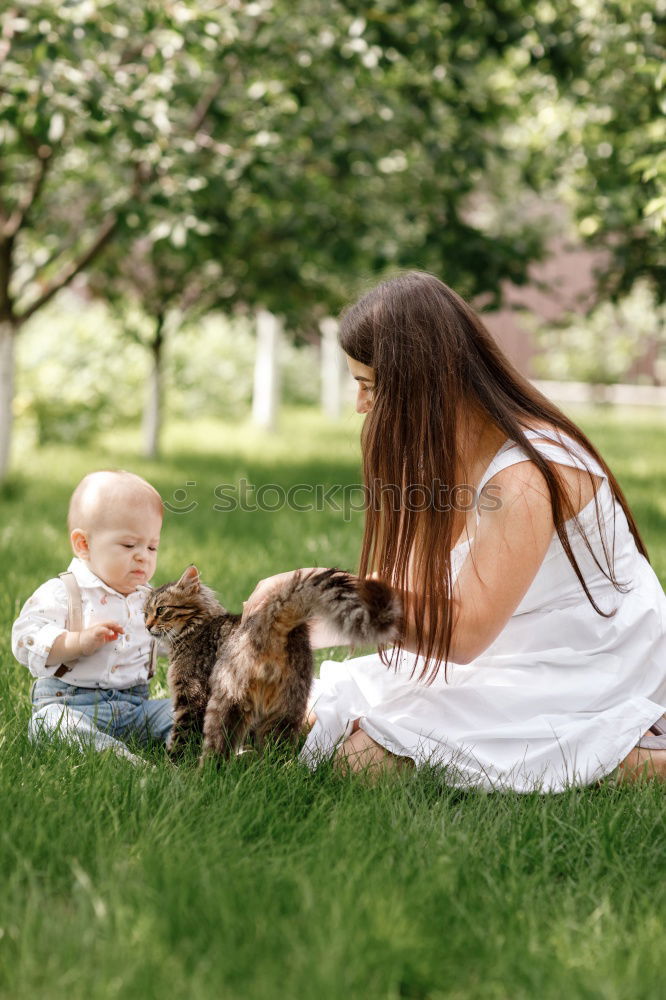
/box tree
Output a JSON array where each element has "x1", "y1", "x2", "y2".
[
  {"x1": 0, "y1": 1, "x2": 222, "y2": 480},
  {"x1": 533, "y1": 280, "x2": 666, "y2": 384},
  {"x1": 88, "y1": 228, "x2": 221, "y2": 457},
  {"x1": 531, "y1": 0, "x2": 665, "y2": 300},
  {"x1": 6, "y1": 0, "x2": 621, "y2": 474},
  {"x1": 193, "y1": 0, "x2": 556, "y2": 317},
  {"x1": 87, "y1": 0, "x2": 560, "y2": 445}
]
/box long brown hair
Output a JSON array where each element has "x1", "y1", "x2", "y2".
[{"x1": 338, "y1": 271, "x2": 649, "y2": 682}]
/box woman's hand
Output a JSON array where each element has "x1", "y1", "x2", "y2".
[
  {"x1": 242, "y1": 568, "x2": 356, "y2": 647},
  {"x1": 242, "y1": 569, "x2": 317, "y2": 620}
]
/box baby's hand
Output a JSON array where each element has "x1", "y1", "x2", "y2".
[{"x1": 79, "y1": 622, "x2": 124, "y2": 656}]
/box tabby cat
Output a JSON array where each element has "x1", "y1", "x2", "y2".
[{"x1": 143, "y1": 565, "x2": 401, "y2": 762}]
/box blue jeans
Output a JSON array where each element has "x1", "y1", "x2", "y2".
[{"x1": 30, "y1": 677, "x2": 173, "y2": 762}]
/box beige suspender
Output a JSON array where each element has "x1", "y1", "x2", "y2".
[
  {"x1": 148, "y1": 639, "x2": 157, "y2": 678},
  {"x1": 59, "y1": 571, "x2": 83, "y2": 629},
  {"x1": 53, "y1": 571, "x2": 157, "y2": 680},
  {"x1": 53, "y1": 572, "x2": 82, "y2": 677}
]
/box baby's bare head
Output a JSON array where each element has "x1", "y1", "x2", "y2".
[{"x1": 68, "y1": 470, "x2": 163, "y2": 537}]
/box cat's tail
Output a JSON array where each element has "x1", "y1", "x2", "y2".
[{"x1": 246, "y1": 568, "x2": 402, "y2": 651}]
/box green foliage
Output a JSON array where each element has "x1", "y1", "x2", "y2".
[
  {"x1": 193, "y1": 0, "x2": 555, "y2": 314},
  {"x1": 1, "y1": 0, "x2": 566, "y2": 331},
  {"x1": 15, "y1": 294, "x2": 148, "y2": 444},
  {"x1": 2, "y1": 0, "x2": 572, "y2": 474},
  {"x1": 534, "y1": 0, "x2": 666, "y2": 299},
  {"x1": 2, "y1": 0, "x2": 663, "y2": 320},
  {"x1": 169, "y1": 313, "x2": 320, "y2": 418},
  {"x1": 0, "y1": 1, "x2": 220, "y2": 325},
  {"x1": 2, "y1": 0, "x2": 665, "y2": 483},
  {"x1": 15, "y1": 294, "x2": 320, "y2": 444},
  {"x1": 533, "y1": 281, "x2": 666, "y2": 384}
]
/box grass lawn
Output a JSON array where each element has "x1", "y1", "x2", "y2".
[{"x1": 1, "y1": 405, "x2": 665, "y2": 1000}]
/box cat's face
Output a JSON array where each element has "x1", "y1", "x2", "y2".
[
  {"x1": 142, "y1": 565, "x2": 221, "y2": 641},
  {"x1": 143, "y1": 584, "x2": 194, "y2": 640}
]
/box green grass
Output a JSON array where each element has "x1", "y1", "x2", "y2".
[{"x1": 1, "y1": 406, "x2": 665, "y2": 1000}]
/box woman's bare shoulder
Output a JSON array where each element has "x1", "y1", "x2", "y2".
[{"x1": 490, "y1": 423, "x2": 604, "y2": 519}]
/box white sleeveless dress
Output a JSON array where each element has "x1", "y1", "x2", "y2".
[{"x1": 301, "y1": 429, "x2": 666, "y2": 791}]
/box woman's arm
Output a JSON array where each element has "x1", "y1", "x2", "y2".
[
  {"x1": 401, "y1": 461, "x2": 555, "y2": 664},
  {"x1": 308, "y1": 617, "x2": 352, "y2": 649}
]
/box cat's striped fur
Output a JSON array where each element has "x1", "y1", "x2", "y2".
[{"x1": 143, "y1": 566, "x2": 401, "y2": 762}]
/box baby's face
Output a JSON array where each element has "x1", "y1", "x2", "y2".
[{"x1": 81, "y1": 503, "x2": 162, "y2": 596}]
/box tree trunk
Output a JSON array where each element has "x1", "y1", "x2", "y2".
[
  {"x1": 0, "y1": 319, "x2": 16, "y2": 484},
  {"x1": 319, "y1": 316, "x2": 344, "y2": 419},
  {"x1": 252, "y1": 309, "x2": 281, "y2": 431},
  {"x1": 142, "y1": 314, "x2": 165, "y2": 459}
]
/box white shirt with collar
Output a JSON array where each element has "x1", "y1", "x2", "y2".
[{"x1": 12, "y1": 557, "x2": 154, "y2": 689}]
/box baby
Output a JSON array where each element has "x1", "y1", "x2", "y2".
[{"x1": 12, "y1": 469, "x2": 172, "y2": 764}]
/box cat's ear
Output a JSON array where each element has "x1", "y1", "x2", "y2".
[
  {"x1": 136, "y1": 584, "x2": 153, "y2": 601},
  {"x1": 177, "y1": 565, "x2": 200, "y2": 593}
]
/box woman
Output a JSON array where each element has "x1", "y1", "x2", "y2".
[{"x1": 244, "y1": 271, "x2": 666, "y2": 791}]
